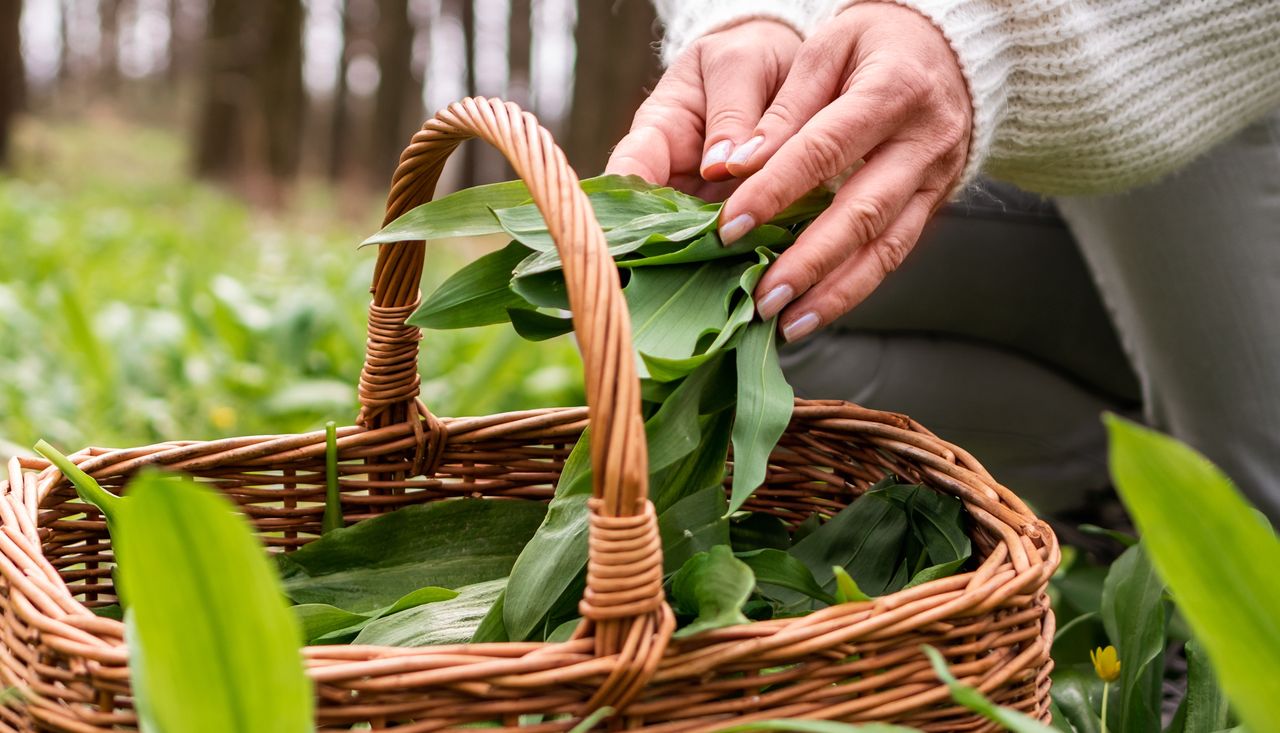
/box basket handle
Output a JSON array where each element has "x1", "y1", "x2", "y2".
[{"x1": 361, "y1": 98, "x2": 672, "y2": 705}]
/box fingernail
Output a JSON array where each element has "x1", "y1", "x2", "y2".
[
  {"x1": 756, "y1": 284, "x2": 794, "y2": 321},
  {"x1": 719, "y1": 213, "x2": 756, "y2": 245},
  {"x1": 782, "y1": 312, "x2": 821, "y2": 343},
  {"x1": 701, "y1": 139, "x2": 733, "y2": 171},
  {"x1": 728, "y1": 135, "x2": 764, "y2": 166}
]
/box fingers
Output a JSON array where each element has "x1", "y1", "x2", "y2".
[
  {"x1": 698, "y1": 38, "x2": 793, "y2": 181},
  {"x1": 775, "y1": 190, "x2": 937, "y2": 343},
  {"x1": 606, "y1": 126, "x2": 674, "y2": 184},
  {"x1": 719, "y1": 74, "x2": 908, "y2": 243},
  {"x1": 605, "y1": 57, "x2": 705, "y2": 185},
  {"x1": 753, "y1": 141, "x2": 929, "y2": 320}
]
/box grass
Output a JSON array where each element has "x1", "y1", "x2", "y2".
[{"x1": 0, "y1": 114, "x2": 584, "y2": 458}]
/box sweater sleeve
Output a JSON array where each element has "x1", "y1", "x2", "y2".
[
  {"x1": 839, "y1": 0, "x2": 1280, "y2": 195},
  {"x1": 651, "y1": 0, "x2": 833, "y2": 67}
]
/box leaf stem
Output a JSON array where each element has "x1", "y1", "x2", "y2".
[
  {"x1": 321, "y1": 422, "x2": 342, "y2": 534},
  {"x1": 1100, "y1": 682, "x2": 1110, "y2": 733},
  {"x1": 33, "y1": 439, "x2": 121, "y2": 521}
]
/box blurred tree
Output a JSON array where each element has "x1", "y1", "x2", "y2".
[
  {"x1": 99, "y1": 0, "x2": 123, "y2": 91},
  {"x1": 328, "y1": 0, "x2": 352, "y2": 181},
  {"x1": 371, "y1": 0, "x2": 420, "y2": 184},
  {"x1": 194, "y1": 0, "x2": 306, "y2": 194},
  {"x1": 444, "y1": 0, "x2": 484, "y2": 187},
  {"x1": 566, "y1": 0, "x2": 661, "y2": 174},
  {"x1": 0, "y1": 0, "x2": 22, "y2": 169},
  {"x1": 508, "y1": 0, "x2": 532, "y2": 109},
  {"x1": 166, "y1": 0, "x2": 203, "y2": 86}
]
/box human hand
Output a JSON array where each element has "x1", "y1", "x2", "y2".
[
  {"x1": 605, "y1": 20, "x2": 802, "y2": 200},
  {"x1": 717, "y1": 3, "x2": 972, "y2": 343}
]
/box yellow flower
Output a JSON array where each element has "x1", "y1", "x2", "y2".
[
  {"x1": 210, "y1": 405, "x2": 237, "y2": 431},
  {"x1": 1091, "y1": 645, "x2": 1121, "y2": 683}
]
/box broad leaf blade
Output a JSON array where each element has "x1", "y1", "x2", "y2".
[
  {"x1": 363, "y1": 179, "x2": 530, "y2": 245},
  {"x1": 116, "y1": 471, "x2": 312, "y2": 733},
  {"x1": 922, "y1": 646, "x2": 1057, "y2": 733},
  {"x1": 1106, "y1": 415, "x2": 1280, "y2": 733},
  {"x1": 409, "y1": 241, "x2": 534, "y2": 329},
  {"x1": 278, "y1": 498, "x2": 546, "y2": 612},
  {"x1": 738, "y1": 549, "x2": 835, "y2": 605},
  {"x1": 788, "y1": 491, "x2": 909, "y2": 598},
  {"x1": 658, "y1": 486, "x2": 730, "y2": 574},
  {"x1": 1100, "y1": 543, "x2": 1167, "y2": 733},
  {"x1": 355, "y1": 579, "x2": 508, "y2": 647},
  {"x1": 728, "y1": 319, "x2": 793, "y2": 515},
  {"x1": 671, "y1": 545, "x2": 755, "y2": 638}
]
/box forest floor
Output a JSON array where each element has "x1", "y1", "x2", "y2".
[{"x1": 0, "y1": 113, "x2": 585, "y2": 458}]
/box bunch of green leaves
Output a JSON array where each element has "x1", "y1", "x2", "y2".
[{"x1": 35, "y1": 442, "x2": 313, "y2": 733}]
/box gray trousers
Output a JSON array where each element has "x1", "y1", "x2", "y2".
[{"x1": 781, "y1": 107, "x2": 1280, "y2": 519}]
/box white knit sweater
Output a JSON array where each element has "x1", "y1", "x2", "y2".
[{"x1": 650, "y1": 0, "x2": 1280, "y2": 195}]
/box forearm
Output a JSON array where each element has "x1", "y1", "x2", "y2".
[
  {"x1": 840, "y1": 0, "x2": 1280, "y2": 194},
  {"x1": 651, "y1": 0, "x2": 833, "y2": 65}
]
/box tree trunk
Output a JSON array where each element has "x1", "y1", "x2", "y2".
[
  {"x1": 566, "y1": 0, "x2": 661, "y2": 174},
  {"x1": 445, "y1": 0, "x2": 482, "y2": 188},
  {"x1": 98, "y1": 0, "x2": 122, "y2": 92},
  {"x1": 0, "y1": 0, "x2": 23, "y2": 169},
  {"x1": 371, "y1": 0, "x2": 417, "y2": 184},
  {"x1": 328, "y1": 0, "x2": 352, "y2": 181},
  {"x1": 193, "y1": 0, "x2": 306, "y2": 193},
  {"x1": 507, "y1": 0, "x2": 532, "y2": 110}
]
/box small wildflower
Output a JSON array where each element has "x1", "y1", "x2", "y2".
[
  {"x1": 210, "y1": 405, "x2": 236, "y2": 431},
  {"x1": 1091, "y1": 645, "x2": 1121, "y2": 683}
]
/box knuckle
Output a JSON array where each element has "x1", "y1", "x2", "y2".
[
  {"x1": 841, "y1": 197, "x2": 892, "y2": 245},
  {"x1": 870, "y1": 232, "x2": 914, "y2": 276},
  {"x1": 797, "y1": 133, "x2": 848, "y2": 183},
  {"x1": 760, "y1": 96, "x2": 805, "y2": 130}
]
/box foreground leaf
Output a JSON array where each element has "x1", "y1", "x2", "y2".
[
  {"x1": 1106, "y1": 415, "x2": 1280, "y2": 733},
  {"x1": 34, "y1": 440, "x2": 121, "y2": 524},
  {"x1": 624, "y1": 259, "x2": 751, "y2": 368},
  {"x1": 363, "y1": 178, "x2": 531, "y2": 245},
  {"x1": 117, "y1": 471, "x2": 312, "y2": 733},
  {"x1": 409, "y1": 241, "x2": 534, "y2": 329},
  {"x1": 671, "y1": 545, "x2": 755, "y2": 638},
  {"x1": 277, "y1": 498, "x2": 546, "y2": 612},
  {"x1": 728, "y1": 318, "x2": 793, "y2": 515}
]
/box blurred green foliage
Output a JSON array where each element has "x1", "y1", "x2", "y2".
[{"x1": 0, "y1": 117, "x2": 584, "y2": 457}]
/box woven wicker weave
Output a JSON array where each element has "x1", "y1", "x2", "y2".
[{"x1": 0, "y1": 97, "x2": 1059, "y2": 733}]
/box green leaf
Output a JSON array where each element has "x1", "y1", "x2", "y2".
[
  {"x1": 363, "y1": 179, "x2": 530, "y2": 245},
  {"x1": 502, "y1": 493, "x2": 591, "y2": 641},
  {"x1": 619, "y1": 226, "x2": 793, "y2": 268},
  {"x1": 624, "y1": 259, "x2": 752, "y2": 369},
  {"x1": 728, "y1": 318, "x2": 794, "y2": 515},
  {"x1": 1178, "y1": 639, "x2": 1231, "y2": 733},
  {"x1": 494, "y1": 189, "x2": 678, "y2": 251},
  {"x1": 510, "y1": 268, "x2": 570, "y2": 310},
  {"x1": 649, "y1": 408, "x2": 733, "y2": 513},
  {"x1": 116, "y1": 471, "x2": 312, "y2": 733},
  {"x1": 354, "y1": 579, "x2": 507, "y2": 647},
  {"x1": 34, "y1": 439, "x2": 121, "y2": 523},
  {"x1": 788, "y1": 491, "x2": 909, "y2": 599},
  {"x1": 671, "y1": 545, "x2": 755, "y2": 638},
  {"x1": 922, "y1": 645, "x2": 1058, "y2": 733},
  {"x1": 658, "y1": 486, "x2": 730, "y2": 574},
  {"x1": 730, "y1": 512, "x2": 792, "y2": 552},
  {"x1": 737, "y1": 549, "x2": 835, "y2": 605},
  {"x1": 470, "y1": 589, "x2": 509, "y2": 643},
  {"x1": 1100, "y1": 545, "x2": 1167, "y2": 733},
  {"x1": 1078, "y1": 523, "x2": 1138, "y2": 548},
  {"x1": 514, "y1": 208, "x2": 723, "y2": 278},
  {"x1": 714, "y1": 720, "x2": 921, "y2": 733},
  {"x1": 832, "y1": 566, "x2": 873, "y2": 603},
  {"x1": 644, "y1": 356, "x2": 725, "y2": 476},
  {"x1": 568, "y1": 707, "x2": 617, "y2": 733},
  {"x1": 546, "y1": 617, "x2": 580, "y2": 643},
  {"x1": 409, "y1": 241, "x2": 534, "y2": 329},
  {"x1": 293, "y1": 586, "x2": 458, "y2": 644},
  {"x1": 1106, "y1": 415, "x2": 1280, "y2": 733},
  {"x1": 507, "y1": 308, "x2": 573, "y2": 341},
  {"x1": 1052, "y1": 672, "x2": 1103, "y2": 733},
  {"x1": 903, "y1": 558, "x2": 968, "y2": 589},
  {"x1": 321, "y1": 421, "x2": 342, "y2": 534},
  {"x1": 277, "y1": 498, "x2": 546, "y2": 612}
]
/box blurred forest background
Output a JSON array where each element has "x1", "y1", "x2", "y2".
[{"x1": 1, "y1": 0, "x2": 664, "y2": 456}]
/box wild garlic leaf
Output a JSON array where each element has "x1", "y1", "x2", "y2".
[
  {"x1": 507, "y1": 308, "x2": 573, "y2": 341},
  {"x1": 501, "y1": 492, "x2": 592, "y2": 641},
  {"x1": 363, "y1": 179, "x2": 533, "y2": 246},
  {"x1": 494, "y1": 189, "x2": 678, "y2": 252},
  {"x1": 729, "y1": 513, "x2": 792, "y2": 552},
  {"x1": 620, "y1": 225, "x2": 793, "y2": 269},
  {"x1": 277, "y1": 498, "x2": 546, "y2": 612},
  {"x1": 117, "y1": 471, "x2": 312, "y2": 733},
  {"x1": 671, "y1": 545, "x2": 755, "y2": 638},
  {"x1": 409, "y1": 241, "x2": 535, "y2": 329},
  {"x1": 355, "y1": 578, "x2": 508, "y2": 647},
  {"x1": 727, "y1": 318, "x2": 794, "y2": 515},
  {"x1": 649, "y1": 408, "x2": 733, "y2": 513},
  {"x1": 293, "y1": 586, "x2": 458, "y2": 645},
  {"x1": 787, "y1": 489, "x2": 910, "y2": 599},
  {"x1": 833, "y1": 566, "x2": 873, "y2": 603},
  {"x1": 922, "y1": 645, "x2": 1059, "y2": 733},
  {"x1": 625, "y1": 258, "x2": 751, "y2": 372},
  {"x1": 513, "y1": 208, "x2": 723, "y2": 278},
  {"x1": 737, "y1": 549, "x2": 835, "y2": 606},
  {"x1": 1101, "y1": 544, "x2": 1168, "y2": 733},
  {"x1": 659, "y1": 486, "x2": 730, "y2": 574}
]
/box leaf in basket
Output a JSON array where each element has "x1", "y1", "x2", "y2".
[
  {"x1": 355, "y1": 579, "x2": 507, "y2": 647},
  {"x1": 671, "y1": 545, "x2": 755, "y2": 638},
  {"x1": 729, "y1": 513, "x2": 792, "y2": 552},
  {"x1": 362, "y1": 178, "x2": 531, "y2": 246},
  {"x1": 658, "y1": 486, "x2": 730, "y2": 574},
  {"x1": 409, "y1": 241, "x2": 535, "y2": 329},
  {"x1": 787, "y1": 488, "x2": 910, "y2": 599},
  {"x1": 713, "y1": 720, "x2": 922, "y2": 733},
  {"x1": 502, "y1": 492, "x2": 592, "y2": 641},
  {"x1": 1100, "y1": 543, "x2": 1167, "y2": 733},
  {"x1": 115, "y1": 470, "x2": 312, "y2": 733},
  {"x1": 832, "y1": 566, "x2": 873, "y2": 603},
  {"x1": 619, "y1": 226, "x2": 793, "y2": 269},
  {"x1": 640, "y1": 247, "x2": 774, "y2": 383},
  {"x1": 277, "y1": 498, "x2": 546, "y2": 613},
  {"x1": 470, "y1": 588, "x2": 509, "y2": 643},
  {"x1": 494, "y1": 189, "x2": 679, "y2": 251},
  {"x1": 507, "y1": 307, "x2": 573, "y2": 341},
  {"x1": 512, "y1": 208, "x2": 723, "y2": 278},
  {"x1": 727, "y1": 317, "x2": 794, "y2": 515},
  {"x1": 921, "y1": 645, "x2": 1058, "y2": 733},
  {"x1": 321, "y1": 421, "x2": 342, "y2": 534},
  {"x1": 737, "y1": 549, "x2": 835, "y2": 606},
  {"x1": 649, "y1": 408, "x2": 733, "y2": 513},
  {"x1": 293, "y1": 586, "x2": 458, "y2": 644},
  {"x1": 625, "y1": 259, "x2": 753, "y2": 373},
  {"x1": 644, "y1": 356, "x2": 726, "y2": 476},
  {"x1": 1106, "y1": 414, "x2": 1280, "y2": 733}
]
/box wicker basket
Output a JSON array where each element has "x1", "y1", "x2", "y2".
[{"x1": 0, "y1": 97, "x2": 1059, "y2": 733}]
